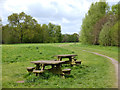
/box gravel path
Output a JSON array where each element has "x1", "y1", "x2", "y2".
[{"x1": 83, "y1": 50, "x2": 118, "y2": 88}]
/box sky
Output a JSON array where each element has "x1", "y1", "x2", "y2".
[{"x1": 0, "y1": 0, "x2": 119, "y2": 34}]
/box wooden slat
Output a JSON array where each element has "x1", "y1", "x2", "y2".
[
  {"x1": 31, "y1": 60, "x2": 66, "y2": 65},
  {"x1": 33, "y1": 70, "x2": 44, "y2": 73},
  {"x1": 62, "y1": 69, "x2": 71, "y2": 72},
  {"x1": 26, "y1": 67, "x2": 35, "y2": 69},
  {"x1": 54, "y1": 54, "x2": 77, "y2": 57}
]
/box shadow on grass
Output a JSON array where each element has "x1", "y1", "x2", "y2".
[
  {"x1": 23, "y1": 64, "x2": 90, "y2": 84},
  {"x1": 64, "y1": 75, "x2": 74, "y2": 78}
]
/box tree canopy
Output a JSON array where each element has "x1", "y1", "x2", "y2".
[
  {"x1": 2, "y1": 12, "x2": 79, "y2": 44},
  {"x1": 2, "y1": 12, "x2": 63, "y2": 44},
  {"x1": 79, "y1": 1, "x2": 119, "y2": 46}
]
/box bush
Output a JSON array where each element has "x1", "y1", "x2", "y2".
[
  {"x1": 99, "y1": 22, "x2": 112, "y2": 46},
  {"x1": 110, "y1": 21, "x2": 119, "y2": 46}
]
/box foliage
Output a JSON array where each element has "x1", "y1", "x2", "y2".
[
  {"x1": 99, "y1": 22, "x2": 112, "y2": 46},
  {"x1": 62, "y1": 33, "x2": 79, "y2": 42},
  {"x1": 80, "y1": 1, "x2": 109, "y2": 44},
  {"x1": 112, "y1": 4, "x2": 118, "y2": 15},
  {"x1": 2, "y1": 12, "x2": 62, "y2": 44},
  {"x1": 110, "y1": 21, "x2": 119, "y2": 46},
  {"x1": 79, "y1": 1, "x2": 119, "y2": 46},
  {"x1": 92, "y1": 15, "x2": 109, "y2": 45}
]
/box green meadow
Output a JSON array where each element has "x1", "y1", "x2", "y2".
[{"x1": 2, "y1": 43, "x2": 118, "y2": 88}]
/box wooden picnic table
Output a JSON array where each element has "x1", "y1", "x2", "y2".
[
  {"x1": 54, "y1": 54, "x2": 78, "y2": 65},
  {"x1": 31, "y1": 60, "x2": 66, "y2": 75}
]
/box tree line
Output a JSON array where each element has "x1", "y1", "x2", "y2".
[
  {"x1": 2, "y1": 12, "x2": 79, "y2": 44},
  {"x1": 80, "y1": 1, "x2": 119, "y2": 46}
]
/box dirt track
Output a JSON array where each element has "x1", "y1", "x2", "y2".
[{"x1": 83, "y1": 50, "x2": 118, "y2": 88}]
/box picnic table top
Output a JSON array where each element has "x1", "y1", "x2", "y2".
[
  {"x1": 31, "y1": 60, "x2": 66, "y2": 65},
  {"x1": 54, "y1": 54, "x2": 77, "y2": 57}
]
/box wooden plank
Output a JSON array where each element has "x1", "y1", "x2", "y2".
[
  {"x1": 31, "y1": 60, "x2": 66, "y2": 65},
  {"x1": 75, "y1": 61, "x2": 81, "y2": 64},
  {"x1": 54, "y1": 54, "x2": 77, "y2": 57},
  {"x1": 33, "y1": 70, "x2": 44, "y2": 73},
  {"x1": 62, "y1": 69, "x2": 71, "y2": 71},
  {"x1": 26, "y1": 67, "x2": 35, "y2": 72},
  {"x1": 62, "y1": 69, "x2": 71, "y2": 75}
]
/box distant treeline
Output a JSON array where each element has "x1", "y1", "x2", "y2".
[
  {"x1": 2, "y1": 12, "x2": 79, "y2": 44},
  {"x1": 80, "y1": 1, "x2": 120, "y2": 46}
]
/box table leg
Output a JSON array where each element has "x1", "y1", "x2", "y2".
[
  {"x1": 41, "y1": 64, "x2": 45, "y2": 70},
  {"x1": 49, "y1": 64, "x2": 63, "y2": 75},
  {"x1": 58, "y1": 56, "x2": 62, "y2": 61},
  {"x1": 69, "y1": 57, "x2": 72, "y2": 61},
  {"x1": 51, "y1": 65, "x2": 55, "y2": 68},
  {"x1": 36, "y1": 64, "x2": 40, "y2": 70},
  {"x1": 69, "y1": 57, "x2": 76, "y2": 66}
]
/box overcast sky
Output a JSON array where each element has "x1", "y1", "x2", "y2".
[{"x1": 0, "y1": 0, "x2": 119, "y2": 34}]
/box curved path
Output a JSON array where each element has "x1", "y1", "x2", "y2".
[{"x1": 83, "y1": 50, "x2": 118, "y2": 88}]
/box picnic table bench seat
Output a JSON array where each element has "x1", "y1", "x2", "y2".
[
  {"x1": 26, "y1": 67, "x2": 35, "y2": 73},
  {"x1": 75, "y1": 60, "x2": 81, "y2": 65},
  {"x1": 62, "y1": 69, "x2": 71, "y2": 75},
  {"x1": 33, "y1": 70, "x2": 44, "y2": 76}
]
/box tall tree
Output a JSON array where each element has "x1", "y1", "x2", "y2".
[
  {"x1": 2, "y1": 12, "x2": 62, "y2": 44},
  {"x1": 99, "y1": 21, "x2": 112, "y2": 46},
  {"x1": 80, "y1": 1, "x2": 109, "y2": 44},
  {"x1": 8, "y1": 12, "x2": 38, "y2": 43},
  {"x1": 53, "y1": 25, "x2": 62, "y2": 43},
  {"x1": 42, "y1": 24, "x2": 49, "y2": 43},
  {"x1": 48, "y1": 22, "x2": 55, "y2": 43}
]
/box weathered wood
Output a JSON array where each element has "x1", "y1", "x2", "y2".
[
  {"x1": 54, "y1": 54, "x2": 77, "y2": 57},
  {"x1": 33, "y1": 70, "x2": 44, "y2": 73},
  {"x1": 33, "y1": 70, "x2": 44, "y2": 76},
  {"x1": 63, "y1": 60, "x2": 72, "y2": 64},
  {"x1": 74, "y1": 58, "x2": 77, "y2": 61},
  {"x1": 62, "y1": 69, "x2": 71, "y2": 75},
  {"x1": 31, "y1": 60, "x2": 66, "y2": 65},
  {"x1": 48, "y1": 64, "x2": 63, "y2": 75},
  {"x1": 36, "y1": 64, "x2": 40, "y2": 70},
  {"x1": 54, "y1": 54, "x2": 78, "y2": 66},
  {"x1": 31, "y1": 60, "x2": 66, "y2": 75},
  {"x1": 26, "y1": 67, "x2": 35, "y2": 72},
  {"x1": 75, "y1": 61, "x2": 81, "y2": 65}
]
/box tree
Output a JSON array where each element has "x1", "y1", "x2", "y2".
[
  {"x1": 62, "y1": 33, "x2": 79, "y2": 42},
  {"x1": 98, "y1": 3, "x2": 119, "y2": 46},
  {"x1": 48, "y1": 22, "x2": 55, "y2": 43},
  {"x1": 2, "y1": 25, "x2": 20, "y2": 44},
  {"x1": 33, "y1": 24, "x2": 43, "y2": 43},
  {"x1": 112, "y1": 4, "x2": 118, "y2": 15},
  {"x1": 93, "y1": 14, "x2": 117, "y2": 45},
  {"x1": 110, "y1": 21, "x2": 119, "y2": 46},
  {"x1": 2, "y1": 12, "x2": 62, "y2": 44},
  {"x1": 80, "y1": 1, "x2": 109, "y2": 44},
  {"x1": 42, "y1": 24, "x2": 49, "y2": 43},
  {"x1": 72, "y1": 33, "x2": 79, "y2": 42},
  {"x1": 8, "y1": 12, "x2": 38, "y2": 43},
  {"x1": 53, "y1": 25, "x2": 62, "y2": 43},
  {"x1": 99, "y1": 21, "x2": 112, "y2": 46}
]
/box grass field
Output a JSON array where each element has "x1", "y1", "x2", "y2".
[{"x1": 2, "y1": 43, "x2": 118, "y2": 88}]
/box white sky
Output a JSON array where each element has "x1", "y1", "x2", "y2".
[{"x1": 0, "y1": 0, "x2": 119, "y2": 34}]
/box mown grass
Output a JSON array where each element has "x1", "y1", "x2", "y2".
[
  {"x1": 68, "y1": 43, "x2": 118, "y2": 61},
  {"x1": 2, "y1": 43, "x2": 117, "y2": 88}
]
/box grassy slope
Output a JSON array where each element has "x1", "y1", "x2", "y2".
[{"x1": 2, "y1": 43, "x2": 117, "y2": 88}]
